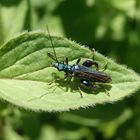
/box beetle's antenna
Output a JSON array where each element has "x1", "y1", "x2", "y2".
[{"x1": 46, "y1": 26, "x2": 58, "y2": 62}]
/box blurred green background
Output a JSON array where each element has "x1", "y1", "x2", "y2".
[{"x1": 0, "y1": 0, "x2": 140, "y2": 140}]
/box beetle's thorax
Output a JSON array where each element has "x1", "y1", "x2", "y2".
[{"x1": 53, "y1": 62, "x2": 73, "y2": 72}]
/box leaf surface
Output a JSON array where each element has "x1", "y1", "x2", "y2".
[
  {"x1": 0, "y1": 0, "x2": 28, "y2": 45},
  {"x1": 0, "y1": 31, "x2": 139, "y2": 112}
]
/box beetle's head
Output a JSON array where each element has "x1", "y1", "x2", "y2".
[{"x1": 52, "y1": 62, "x2": 64, "y2": 71}]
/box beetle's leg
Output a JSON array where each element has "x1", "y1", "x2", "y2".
[
  {"x1": 82, "y1": 60, "x2": 99, "y2": 71},
  {"x1": 66, "y1": 57, "x2": 68, "y2": 65},
  {"x1": 76, "y1": 58, "x2": 81, "y2": 64},
  {"x1": 48, "y1": 73, "x2": 68, "y2": 85},
  {"x1": 78, "y1": 86, "x2": 83, "y2": 98},
  {"x1": 99, "y1": 84, "x2": 110, "y2": 96},
  {"x1": 102, "y1": 63, "x2": 108, "y2": 72},
  {"x1": 48, "y1": 75, "x2": 67, "y2": 85},
  {"x1": 105, "y1": 89, "x2": 110, "y2": 96},
  {"x1": 48, "y1": 78, "x2": 62, "y2": 85}
]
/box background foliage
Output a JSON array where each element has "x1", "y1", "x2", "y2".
[{"x1": 0, "y1": 0, "x2": 140, "y2": 140}]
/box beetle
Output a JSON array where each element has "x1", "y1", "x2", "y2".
[{"x1": 46, "y1": 27, "x2": 112, "y2": 97}]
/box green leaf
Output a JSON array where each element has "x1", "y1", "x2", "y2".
[
  {"x1": 30, "y1": 0, "x2": 64, "y2": 36},
  {"x1": 0, "y1": 0, "x2": 28, "y2": 45},
  {"x1": 4, "y1": 123, "x2": 28, "y2": 140},
  {"x1": 0, "y1": 31, "x2": 139, "y2": 112},
  {"x1": 110, "y1": 0, "x2": 136, "y2": 18}
]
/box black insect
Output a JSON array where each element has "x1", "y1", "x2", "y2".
[{"x1": 47, "y1": 28, "x2": 112, "y2": 97}]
